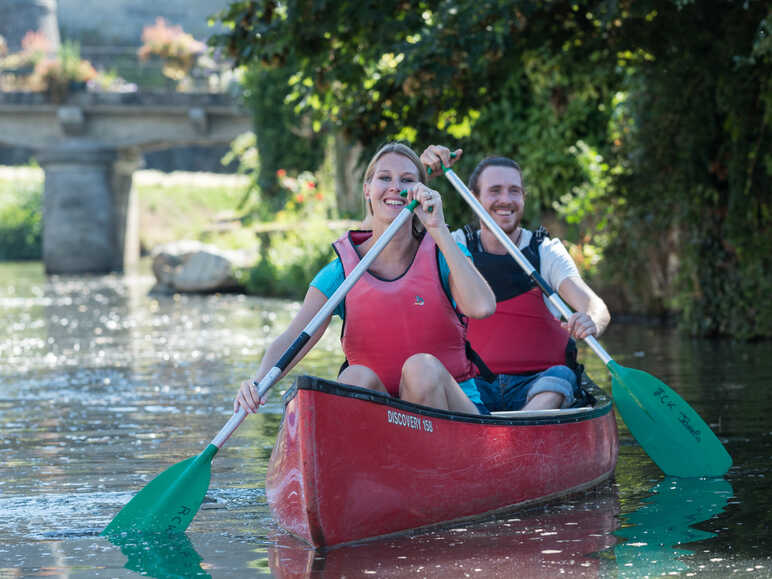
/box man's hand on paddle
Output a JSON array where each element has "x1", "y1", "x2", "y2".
[
  {"x1": 562, "y1": 312, "x2": 599, "y2": 340},
  {"x1": 421, "y1": 145, "x2": 463, "y2": 178}
]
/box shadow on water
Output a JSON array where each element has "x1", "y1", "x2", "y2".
[{"x1": 611, "y1": 476, "x2": 734, "y2": 576}]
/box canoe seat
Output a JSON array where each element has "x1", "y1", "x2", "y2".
[{"x1": 490, "y1": 406, "x2": 593, "y2": 419}]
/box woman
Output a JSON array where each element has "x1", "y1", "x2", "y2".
[{"x1": 235, "y1": 143, "x2": 495, "y2": 415}]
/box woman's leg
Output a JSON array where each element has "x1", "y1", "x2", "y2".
[
  {"x1": 399, "y1": 354, "x2": 480, "y2": 414},
  {"x1": 338, "y1": 364, "x2": 389, "y2": 394}
]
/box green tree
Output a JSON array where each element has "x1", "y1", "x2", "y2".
[
  {"x1": 214, "y1": 0, "x2": 771, "y2": 338},
  {"x1": 240, "y1": 65, "x2": 326, "y2": 214},
  {"x1": 213, "y1": 1, "x2": 618, "y2": 224}
]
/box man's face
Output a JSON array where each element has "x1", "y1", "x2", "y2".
[{"x1": 477, "y1": 165, "x2": 525, "y2": 235}]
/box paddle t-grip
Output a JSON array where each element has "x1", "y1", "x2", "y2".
[
  {"x1": 426, "y1": 151, "x2": 457, "y2": 177},
  {"x1": 400, "y1": 190, "x2": 433, "y2": 212}
]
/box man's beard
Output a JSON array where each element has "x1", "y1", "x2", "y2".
[{"x1": 489, "y1": 206, "x2": 521, "y2": 234}]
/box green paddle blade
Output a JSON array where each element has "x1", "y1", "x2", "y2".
[
  {"x1": 102, "y1": 444, "x2": 218, "y2": 536},
  {"x1": 608, "y1": 361, "x2": 732, "y2": 477}
]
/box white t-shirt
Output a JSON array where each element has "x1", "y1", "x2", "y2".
[{"x1": 452, "y1": 227, "x2": 580, "y2": 319}]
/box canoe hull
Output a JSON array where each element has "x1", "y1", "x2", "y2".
[{"x1": 266, "y1": 376, "x2": 618, "y2": 549}]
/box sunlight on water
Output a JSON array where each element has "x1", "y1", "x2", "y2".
[{"x1": 1, "y1": 261, "x2": 770, "y2": 577}]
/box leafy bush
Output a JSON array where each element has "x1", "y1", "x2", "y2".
[
  {"x1": 241, "y1": 220, "x2": 343, "y2": 300},
  {"x1": 0, "y1": 183, "x2": 42, "y2": 260},
  {"x1": 237, "y1": 65, "x2": 326, "y2": 215},
  {"x1": 215, "y1": 0, "x2": 770, "y2": 339}
]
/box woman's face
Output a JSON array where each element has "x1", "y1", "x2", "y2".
[{"x1": 364, "y1": 152, "x2": 421, "y2": 222}]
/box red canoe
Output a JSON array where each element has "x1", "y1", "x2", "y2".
[{"x1": 266, "y1": 375, "x2": 618, "y2": 549}]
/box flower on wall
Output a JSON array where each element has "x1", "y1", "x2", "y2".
[{"x1": 138, "y1": 18, "x2": 207, "y2": 81}]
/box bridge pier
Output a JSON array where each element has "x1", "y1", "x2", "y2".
[
  {"x1": 0, "y1": 92, "x2": 251, "y2": 273},
  {"x1": 38, "y1": 142, "x2": 140, "y2": 274}
]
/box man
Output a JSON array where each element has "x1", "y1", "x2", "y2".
[{"x1": 421, "y1": 145, "x2": 610, "y2": 411}]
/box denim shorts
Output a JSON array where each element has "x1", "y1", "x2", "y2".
[{"x1": 475, "y1": 365, "x2": 578, "y2": 412}]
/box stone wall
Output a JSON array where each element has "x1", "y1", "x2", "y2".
[
  {"x1": 0, "y1": 0, "x2": 242, "y2": 172},
  {"x1": 56, "y1": 0, "x2": 231, "y2": 45},
  {"x1": 0, "y1": 0, "x2": 60, "y2": 50}
]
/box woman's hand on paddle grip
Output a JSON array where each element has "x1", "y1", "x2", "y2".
[
  {"x1": 405, "y1": 183, "x2": 446, "y2": 229},
  {"x1": 235, "y1": 379, "x2": 267, "y2": 414}
]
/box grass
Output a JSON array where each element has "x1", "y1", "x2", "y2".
[
  {"x1": 0, "y1": 168, "x2": 43, "y2": 260},
  {"x1": 0, "y1": 166, "x2": 259, "y2": 255},
  {"x1": 133, "y1": 170, "x2": 256, "y2": 252}
]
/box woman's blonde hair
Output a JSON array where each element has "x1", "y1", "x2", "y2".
[
  {"x1": 364, "y1": 142, "x2": 428, "y2": 185},
  {"x1": 362, "y1": 142, "x2": 427, "y2": 237}
]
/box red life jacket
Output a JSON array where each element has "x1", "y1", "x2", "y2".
[
  {"x1": 464, "y1": 226, "x2": 570, "y2": 375},
  {"x1": 334, "y1": 230, "x2": 476, "y2": 396}
]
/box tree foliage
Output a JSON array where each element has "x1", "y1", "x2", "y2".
[
  {"x1": 604, "y1": 1, "x2": 771, "y2": 339},
  {"x1": 239, "y1": 65, "x2": 326, "y2": 212},
  {"x1": 214, "y1": 0, "x2": 771, "y2": 339},
  {"x1": 214, "y1": 1, "x2": 619, "y2": 223}
]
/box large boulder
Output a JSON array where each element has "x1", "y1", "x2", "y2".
[{"x1": 151, "y1": 240, "x2": 244, "y2": 294}]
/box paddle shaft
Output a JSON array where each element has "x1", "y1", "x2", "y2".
[
  {"x1": 210, "y1": 199, "x2": 420, "y2": 448},
  {"x1": 442, "y1": 167, "x2": 612, "y2": 364}
]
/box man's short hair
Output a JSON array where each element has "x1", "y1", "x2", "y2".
[{"x1": 468, "y1": 157, "x2": 523, "y2": 196}]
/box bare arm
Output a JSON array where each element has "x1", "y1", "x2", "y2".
[
  {"x1": 557, "y1": 276, "x2": 610, "y2": 340},
  {"x1": 235, "y1": 286, "x2": 332, "y2": 413}
]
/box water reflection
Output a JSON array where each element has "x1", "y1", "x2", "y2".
[
  {"x1": 613, "y1": 477, "x2": 733, "y2": 576},
  {"x1": 107, "y1": 477, "x2": 733, "y2": 578},
  {"x1": 267, "y1": 492, "x2": 619, "y2": 578},
  {"x1": 108, "y1": 532, "x2": 211, "y2": 578}
]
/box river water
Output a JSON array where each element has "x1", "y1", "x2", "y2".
[{"x1": 0, "y1": 261, "x2": 769, "y2": 577}]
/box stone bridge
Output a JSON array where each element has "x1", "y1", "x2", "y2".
[{"x1": 0, "y1": 91, "x2": 251, "y2": 273}]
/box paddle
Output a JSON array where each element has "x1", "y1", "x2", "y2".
[
  {"x1": 102, "y1": 197, "x2": 421, "y2": 537},
  {"x1": 437, "y1": 163, "x2": 731, "y2": 478}
]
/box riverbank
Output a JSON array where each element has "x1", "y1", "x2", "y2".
[
  {"x1": 0, "y1": 165, "x2": 679, "y2": 319},
  {"x1": 0, "y1": 165, "x2": 357, "y2": 299}
]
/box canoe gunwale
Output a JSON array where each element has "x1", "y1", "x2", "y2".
[{"x1": 281, "y1": 374, "x2": 613, "y2": 426}]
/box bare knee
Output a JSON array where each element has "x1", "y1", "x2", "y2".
[
  {"x1": 339, "y1": 364, "x2": 387, "y2": 393},
  {"x1": 399, "y1": 354, "x2": 445, "y2": 401}
]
